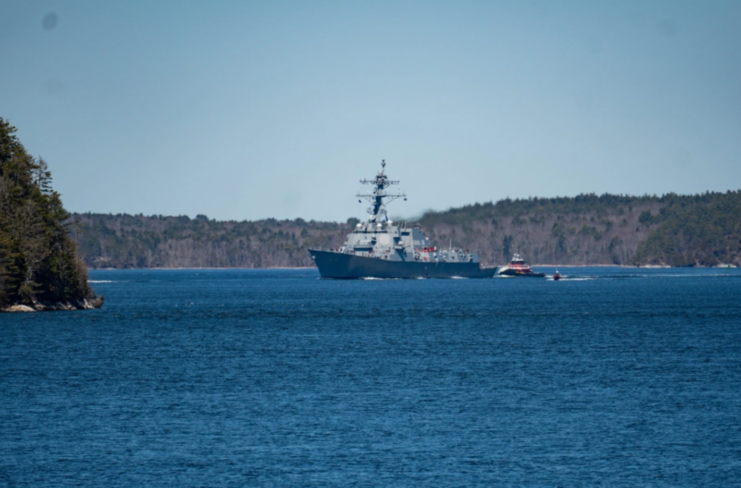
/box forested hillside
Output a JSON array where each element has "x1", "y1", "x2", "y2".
[
  {"x1": 73, "y1": 213, "x2": 356, "y2": 269},
  {"x1": 416, "y1": 194, "x2": 664, "y2": 266},
  {"x1": 74, "y1": 191, "x2": 741, "y2": 269},
  {"x1": 417, "y1": 192, "x2": 741, "y2": 267},
  {"x1": 0, "y1": 118, "x2": 99, "y2": 310},
  {"x1": 633, "y1": 191, "x2": 741, "y2": 266}
]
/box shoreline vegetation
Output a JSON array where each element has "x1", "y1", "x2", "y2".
[
  {"x1": 1, "y1": 118, "x2": 101, "y2": 313},
  {"x1": 74, "y1": 190, "x2": 741, "y2": 270},
  {"x1": 85, "y1": 263, "x2": 737, "y2": 271}
]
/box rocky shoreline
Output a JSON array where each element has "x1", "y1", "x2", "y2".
[{"x1": 2, "y1": 296, "x2": 104, "y2": 313}]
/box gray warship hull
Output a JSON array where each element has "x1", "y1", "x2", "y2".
[
  {"x1": 310, "y1": 249, "x2": 498, "y2": 279},
  {"x1": 309, "y1": 160, "x2": 499, "y2": 279}
]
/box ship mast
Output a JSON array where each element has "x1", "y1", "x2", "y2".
[{"x1": 357, "y1": 160, "x2": 406, "y2": 223}]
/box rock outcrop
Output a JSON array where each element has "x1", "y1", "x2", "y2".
[{"x1": 1, "y1": 296, "x2": 104, "y2": 313}]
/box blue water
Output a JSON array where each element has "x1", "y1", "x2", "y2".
[{"x1": 2, "y1": 267, "x2": 741, "y2": 487}]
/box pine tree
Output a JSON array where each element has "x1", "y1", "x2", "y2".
[{"x1": 0, "y1": 117, "x2": 96, "y2": 308}]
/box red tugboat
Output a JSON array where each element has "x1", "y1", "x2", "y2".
[
  {"x1": 553, "y1": 270, "x2": 562, "y2": 281},
  {"x1": 498, "y1": 254, "x2": 546, "y2": 278}
]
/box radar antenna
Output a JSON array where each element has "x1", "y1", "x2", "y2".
[{"x1": 357, "y1": 159, "x2": 406, "y2": 223}]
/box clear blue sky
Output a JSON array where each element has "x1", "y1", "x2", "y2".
[{"x1": 2, "y1": 1, "x2": 740, "y2": 222}]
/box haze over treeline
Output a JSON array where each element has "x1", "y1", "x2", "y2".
[{"x1": 73, "y1": 190, "x2": 741, "y2": 269}]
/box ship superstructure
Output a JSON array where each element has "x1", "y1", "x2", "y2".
[
  {"x1": 497, "y1": 253, "x2": 546, "y2": 277},
  {"x1": 309, "y1": 161, "x2": 498, "y2": 279}
]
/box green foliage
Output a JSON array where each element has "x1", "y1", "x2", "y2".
[
  {"x1": 578, "y1": 225, "x2": 603, "y2": 240},
  {"x1": 408, "y1": 191, "x2": 740, "y2": 267},
  {"x1": 634, "y1": 191, "x2": 741, "y2": 266},
  {"x1": 608, "y1": 237, "x2": 624, "y2": 265},
  {"x1": 416, "y1": 193, "x2": 661, "y2": 228},
  {"x1": 638, "y1": 210, "x2": 653, "y2": 224},
  {"x1": 0, "y1": 118, "x2": 94, "y2": 306}
]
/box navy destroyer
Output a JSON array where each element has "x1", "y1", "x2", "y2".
[{"x1": 309, "y1": 161, "x2": 498, "y2": 279}]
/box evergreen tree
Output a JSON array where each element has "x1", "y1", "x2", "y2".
[{"x1": 0, "y1": 117, "x2": 95, "y2": 308}]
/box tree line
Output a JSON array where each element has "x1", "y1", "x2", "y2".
[
  {"x1": 415, "y1": 192, "x2": 740, "y2": 267},
  {"x1": 73, "y1": 191, "x2": 740, "y2": 269},
  {"x1": 72, "y1": 213, "x2": 357, "y2": 269}
]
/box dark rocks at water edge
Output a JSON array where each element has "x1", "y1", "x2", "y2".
[{"x1": 1, "y1": 296, "x2": 104, "y2": 313}]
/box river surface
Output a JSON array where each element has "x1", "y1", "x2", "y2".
[{"x1": 2, "y1": 267, "x2": 741, "y2": 487}]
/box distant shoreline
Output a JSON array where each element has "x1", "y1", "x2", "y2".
[
  {"x1": 86, "y1": 264, "x2": 737, "y2": 271},
  {"x1": 88, "y1": 267, "x2": 317, "y2": 271}
]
